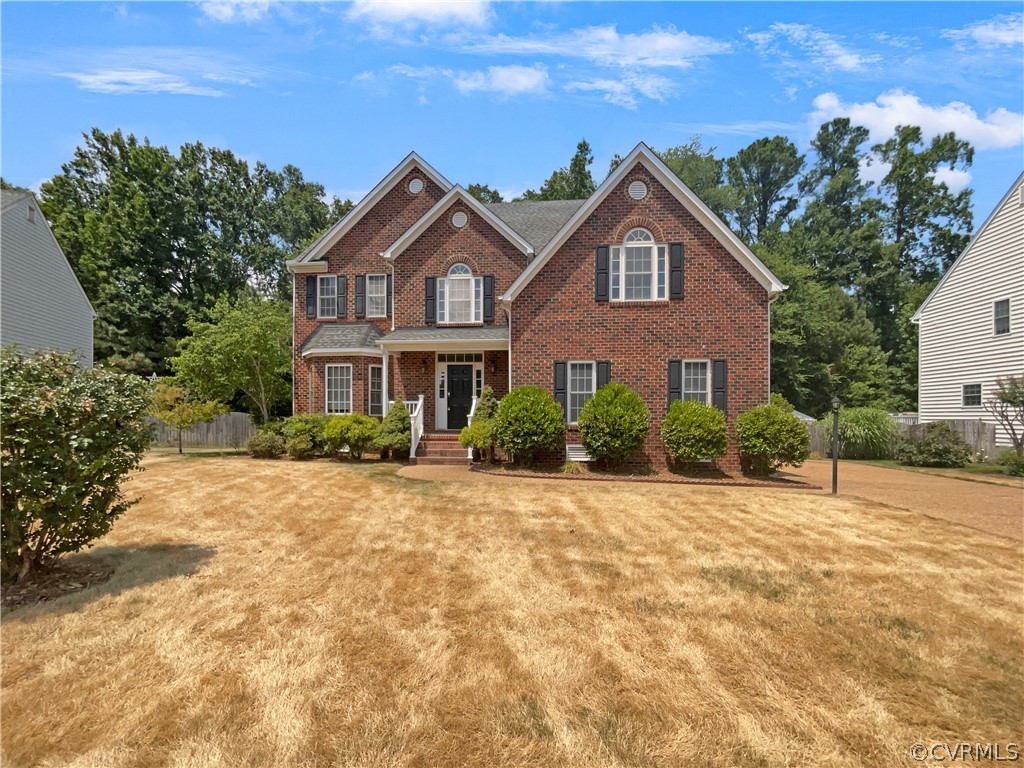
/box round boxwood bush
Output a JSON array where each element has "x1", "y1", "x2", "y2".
[
  {"x1": 661, "y1": 399, "x2": 727, "y2": 464},
  {"x1": 282, "y1": 414, "x2": 329, "y2": 455},
  {"x1": 736, "y1": 404, "x2": 810, "y2": 476},
  {"x1": 374, "y1": 402, "x2": 411, "y2": 459},
  {"x1": 895, "y1": 422, "x2": 971, "y2": 468},
  {"x1": 576, "y1": 383, "x2": 649, "y2": 467},
  {"x1": 492, "y1": 385, "x2": 565, "y2": 466},
  {"x1": 248, "y1": 432, "x2": 285, "y2": 459},
  {"x1": 286, "y1": 434, "x2": 315, "y2": 460},
  {"x1": 821, "y1": 407, "x2": 898, "y2": 460}
]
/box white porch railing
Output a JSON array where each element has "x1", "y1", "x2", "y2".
[
  {"x1": 466, "y1": 396, "x2": 479, "y2": 460},
  {"x1": 388, "y1": 396, "x2": 425, "y2": 459}
]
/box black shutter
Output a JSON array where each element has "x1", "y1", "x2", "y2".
[
  {"x1": 668, "y1": 360, "x2": 682, "y2": 406},
  {"x1": 354, "y1": 275, "x2": 365, "y2": 318},
  {"x1": 597, "y1": 361, "x2": 611, "y2": 389},
  {"x1": 595, "y1": 245, "x2": 610, "y2": 302},
  {"x1": 553, "y1": 360, "x2": 568, "y2": 419},
  {"x1": 424, "y1": 277, "x2": 436, "y2": 324},
  {"x1": 483, "y1": 275, "x2": 494, "y2": 322},
  {"x1": 386, "y1": 273, "x2": 393, "y2": 318},
  {"x1": 337, "y1": 276, "x2": 347, "y2": 318},
  {"x1": 670, "y1": 243, "x2": 684, "y2": 299},
  {"x1": 712, "y1": 359, "x2": 727, "y2": 413},
  {"x1": 305, "y1": 275, "x2": 317, "y2": 319}
]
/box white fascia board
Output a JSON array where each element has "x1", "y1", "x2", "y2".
[
  {"x1": 287, "y1": 259, "x2": 329, "y2": 274},
  {"x1": 382, "y1": 186, "x2": 534, "y2": 261},
  {"x1": 911, "y1": 170, "x2": 1024, "y2": 323},
  {"x1": 301, "y1": 347, "x2": 384, "y2": 358},
  {"x1": 501, "y1": 142, "x2": 786, "y2": 302},
  {"x1": 294, "y1": 152, "x2": 453, "y2": 264},
  {"x1": 377, "y1": 337, "x2": 510, "y2": 352}
]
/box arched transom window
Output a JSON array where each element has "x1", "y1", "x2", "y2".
[
  {"x1": 610, "y1": 228, "x2": 667, "y2": 301},
  {"x1": 438, "y1": 263, "x2": 483, "y2": 324}
]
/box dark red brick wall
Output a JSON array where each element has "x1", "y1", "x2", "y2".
[
  {"x1": 297, "y1": 355, "x2": 388, "y2": 417},
  {"x1": 510, "y1": 164, "x2": 771, "y2": 469}
]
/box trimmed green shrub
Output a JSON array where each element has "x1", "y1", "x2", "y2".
[
  {"x1": 895, "y1": 422, "x2": 971, "y2": 468},
  {"x1": 770, "y1": 392, "x2": 795, "y2": 412},
  {"x1": 661, "y1": 399, "x2": 728, "y2": 464},
  {"x1": 821, "y1": 407, "x2": 898, "y2": 459},
  {"x1": 473, "y1": 386, "x2": 500, "y2": 421},
  {"x1": 459, "y1": 418, "x2": 493, "y2": 461},
  {"x1": 286, "y1": 434, "x2": 315, "y2": 460},
  {"x1": 575, "y1": 383, "x2": 649, "y2": 467},
  {"x1": 248, "y1": 432, "x2": 285, "y2": 459},
  {"x1": 322, "y1": 414, "x2": 380, "y2": 460},
  {"x1": 283, "y1": 414, "x2": 329, "y2": 455},
  {"x1": 1, "y1": 348, "x2": 151, "y2": 582},
  {"x1": 375, "y1": 402, "x2": 411, "y2": 459},
  {"x1": 736, "y1": 405, "x2": 810, "y2": 476},
  {"x1": 259, "y1": 420, "x2": 287, "y2": 436},
  {"x1": 492, "y1": 385, "x2": 566, "y2": 466},
  {"x1": 995, "y1": 448, "x2": 1024, "y2": 477}
]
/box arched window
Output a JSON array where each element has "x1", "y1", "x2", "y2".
[
  {"x1": 610, "y1": 228, "x2": 667, "y2": 301},
  {"x1": 438, "y1": 263, "x2": 483, "y2": 324}
]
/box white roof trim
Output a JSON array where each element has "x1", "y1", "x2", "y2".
[
  {"x1": 382, "y1": 186, "x2": 534, "y2": 261},
  {"x1": 501, "y1": 142, "x2": 786, "y2": 301},
  {"x1": 290, "y1": 152, "x2": 452, "y2": 267},
  {"x1": 287, "y1": 259, "x2": 328, "y2": 273},
  {"x1": 301, "y1": 347, "x2": 383, "y2": 358},
  {"x1": 911, "y1": 170, "x2": 1024, "y2": 323},
  {"x1": 377, "y1": 337, "x2": 510, "y2": 352}
]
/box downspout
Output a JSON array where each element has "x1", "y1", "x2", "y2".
[
  {"x1": 503, "y1": 300, "x2": 513, "y2": 393},
  {"x1": 767, "y1": 292, "x2": 781, "y2": 403}
]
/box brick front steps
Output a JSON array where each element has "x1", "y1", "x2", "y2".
[{"x1": 413, "y1": 432, "x2": 470, "y2": 466}]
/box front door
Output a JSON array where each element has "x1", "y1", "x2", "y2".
[{"x1": 446, "y1": 364, "x2": 473, "y2": 430}]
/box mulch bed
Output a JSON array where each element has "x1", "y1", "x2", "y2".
[
  {"x1": 2, "y1": 560, "x2": 116, "y2": 613},
  {"x1": 470, "y1": 463, "x2": 821, "y2": 489}
]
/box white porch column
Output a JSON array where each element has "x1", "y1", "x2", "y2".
[{"x1": 381, "y1": 349, "x2": 389, "y2": 410}]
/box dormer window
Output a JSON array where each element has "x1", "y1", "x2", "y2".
[
  {"x1": 437, "y1": 263, "x2": 482, "y2": 324},
  {"x1": 610, "y1": 228, "x2": 667, "y2": 301}
]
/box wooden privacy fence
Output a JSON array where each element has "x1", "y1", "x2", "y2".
[
  {"x1": 806, "y1": 418, "x2": 997, "y2": 458},
  {"x1": 148, "y1": 412, "x2": 257, "y2": 449}
]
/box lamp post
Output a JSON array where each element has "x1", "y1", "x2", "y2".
[{"x1": 830, "y1": 396, "x2": 842, "y2": 495}]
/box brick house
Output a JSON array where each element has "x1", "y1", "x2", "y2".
[{"x1": 287, "y1": 143, "x2": 786, "y2": 467}]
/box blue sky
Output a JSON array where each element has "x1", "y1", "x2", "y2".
[{"x1": 2, "y1": 1, "x2": 1022, "y2": 219}]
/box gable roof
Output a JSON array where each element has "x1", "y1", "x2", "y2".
[
  {"x1": 485, "y1": 200, "x2": 587, "y2": 251},
  {"x1": 911, "y1": 171, "x2": 1024, "y2": 323},
  {"x1": 290, "y1": 152, "x2": 452, "y2": 266},
  {"x1": 501, "y1": 142, "x2": 786, "y2": 302},
  {"x1": 382, "y1": 185, "x2": 534, "y2": 261},
  {"x1": 1, "y1": 189, "x2": 32, "y2": 211}
]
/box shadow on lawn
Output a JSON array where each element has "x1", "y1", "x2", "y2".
[{"x1": 2, "y1": 543, "x2": 216, "y2": 619}]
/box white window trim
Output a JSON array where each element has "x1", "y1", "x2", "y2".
[
  {"x1": 368, "y1": 364, "x2": 383, "y2": 416},
  {"x1": 610, "y1": 229, "x2": 667, "y2": 303},
  {"x1": 317, "y1": 275, "x2": 338, "y2": 319},
  {"x1": 568, "y1": 360, "x2": 597, "y2": 425},
  {"x1": 993, "y1": 298, "x2": 1011, "y2": 336},
  {"x1": 438, "y1": 265, "x2": 483, "y2": 325},
  {"x1": 366, "y1": 274, "x2": 388, "y2": 318},
  {"x1": 681, "y1": 359, "x2": 711, "y2": 404},
  {"x1": 325, "y1": 363, "x2": 352, "y2": 414},
  {"x1": 962, "y1": 383, "x2": 983, "y2": 407}
]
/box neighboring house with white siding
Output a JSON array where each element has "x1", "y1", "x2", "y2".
[
  {"x1": 912, "y1": 172, "x2": 1024, "y2": 446},
  {"x1": 1, "y1": 189, "x2": 95, "y2": 366}
]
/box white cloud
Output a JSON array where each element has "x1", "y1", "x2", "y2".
[
  {"x1": 61, "y1": 68, "x2": 225, "y2": 96},
  {"x1": 198, "y1": 1, "x2": 274, "y2": 23},
  {"x1": 811, "y1": 90, "x2": 1023, "y2": 150},
  {"x1": 748, "y1": 22, "x2": 879, "y2": 72},
  {"x1": 859, "y1": 158, "x2": 973, "y2": 193},
  {"x1": 466, "y1": 24, "x2": 731, "y2": 68},
  {"x1": 670, "y1": 120, "x2": 799, "y2": 137},
  {"x1": 565, "y1": 71, "x2": 673, "y2": 110},
  {"x1": 453, "y1": 64, "x2": 548, "y2": 96},
  {"x1": 348, "y1": 0, "x2": 491, "y2": 37},
  {"x1": 943, "y1": 13, "x2": 1023, "y2": 48}
]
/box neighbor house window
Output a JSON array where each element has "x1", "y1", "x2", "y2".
[
  {"x1": 683, "y1": 361, "x2": 709, "y2": 403},
  {"x1": 568, "y1": 361, "x2": 595, "y2": 424},
  {"x1": 437, "y1": 263, "x2": 482, "y2": 324},
  {"x1": 368, "y1": 365, "x2": 383, "y2": 416},
  {"x1": 962, "y1": 384, "x2": 982, "y2": 407},
  {"x1": 367, "y1": 274, "x2": 387, "y2": 318},
  {"x1": 994, "y1": 299, "x2": 1010, "y2": 335},
  {"x1": 318, "y1": 275, "x2": 338, "y2": 318},
  {"x1": 325, "y1": 364, "x2": 352, "y2": 413},
  {"x1": 610, "y1": 228, "x2": 667, "y2": 302}
]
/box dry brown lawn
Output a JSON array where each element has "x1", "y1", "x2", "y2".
[{"x1": 2, "y1": 453, "x2": 1022, "y2": 767}]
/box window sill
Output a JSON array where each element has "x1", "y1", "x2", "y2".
[
  {"x1": 437, "y1": 322, "x2": 485, "y2": 327},
  {"x1": 607, "y1": 299, "x2": 670, "y2": 307}
]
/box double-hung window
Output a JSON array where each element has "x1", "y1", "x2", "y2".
[
  {"x1": 994, "y1": 299, "x2": 1010, "y2": 335},
  {"x1": 962, "y1": 384, "x2": 982, "y2": 407},
  {"x1": 683, "y1": 361, "x2": 709, "y2": 403},
  {"x1": 368, "y1": 365, "x2": 383, "y2": 416},
  {"x1": 438, "y1": 263, "x2": 483, "y2": 324},
  {"x1": 325, "y1": 364, "x2": 352, "y2": 414},
  {"x1": 317, "y1": 275, "x2": 338, "y2": 318},
  {"x1": 367, "y1": 274, "x2": 387, "y2": 318},
  {"x1": 610, "y1": 228, "x2": 667, "y2": 301},
  {"x1": 568, "y1": 361, "x2": 596, "y2": 424}
]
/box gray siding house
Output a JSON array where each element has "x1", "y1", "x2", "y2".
[
  {"x1": 1, "y1": 190, "x2": 95, "y2": 366},
  {"x1": 912, "y1": 173, "x2": 1024, "y2": 446}
]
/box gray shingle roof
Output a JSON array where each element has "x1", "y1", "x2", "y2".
[
  {"x1": 485, "y1": 200, "x2": 586, "y2": 251},
  {"x1": 301, "y1": 323, "x2": 382, "y2": 354},
  {"x1": 1, "y1": 189, "x2": 32, "y2": 212},
  {"x1": 380, "y1": 326, "x2": 509, "y2": 342}
]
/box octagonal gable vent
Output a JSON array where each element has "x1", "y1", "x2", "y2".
[
  {"x1": 452, "y1": 211, "x2": 468, "y2": 228},
  {"x1": 628, "y1": 180, "x2": 648, "y2": 200},
  {"x1": 408, "y1": 178, "x2": 424, "y2": 194}
]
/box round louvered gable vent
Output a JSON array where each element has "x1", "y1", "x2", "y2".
[
  {"x1": 452, "y1": 211, "x2": 468, "y2": 228},
  {"x1": 408, "y1": 178, "x2": 424, "y2": 194},
  {"x1": 628, "y1": 180, "x2": 648, "y2": 200}
]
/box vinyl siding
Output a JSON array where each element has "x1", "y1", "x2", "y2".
[
  {"x1": 1, "y1": 194, "x2": 95, "y2": 366},
  {"x1": 917, "y1": 175, "x2": 1024, "y2": 446}
]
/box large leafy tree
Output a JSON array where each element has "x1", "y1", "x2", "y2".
[
  {"x1": 725, "y1": 136, "x2": 804, "y2": 243},
  {"x1": 516, "y1": 139, "x2": 596, "y2": 201},
  {"x1": 467, "y1": 183, "x2": 503, "y2": 204}
]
